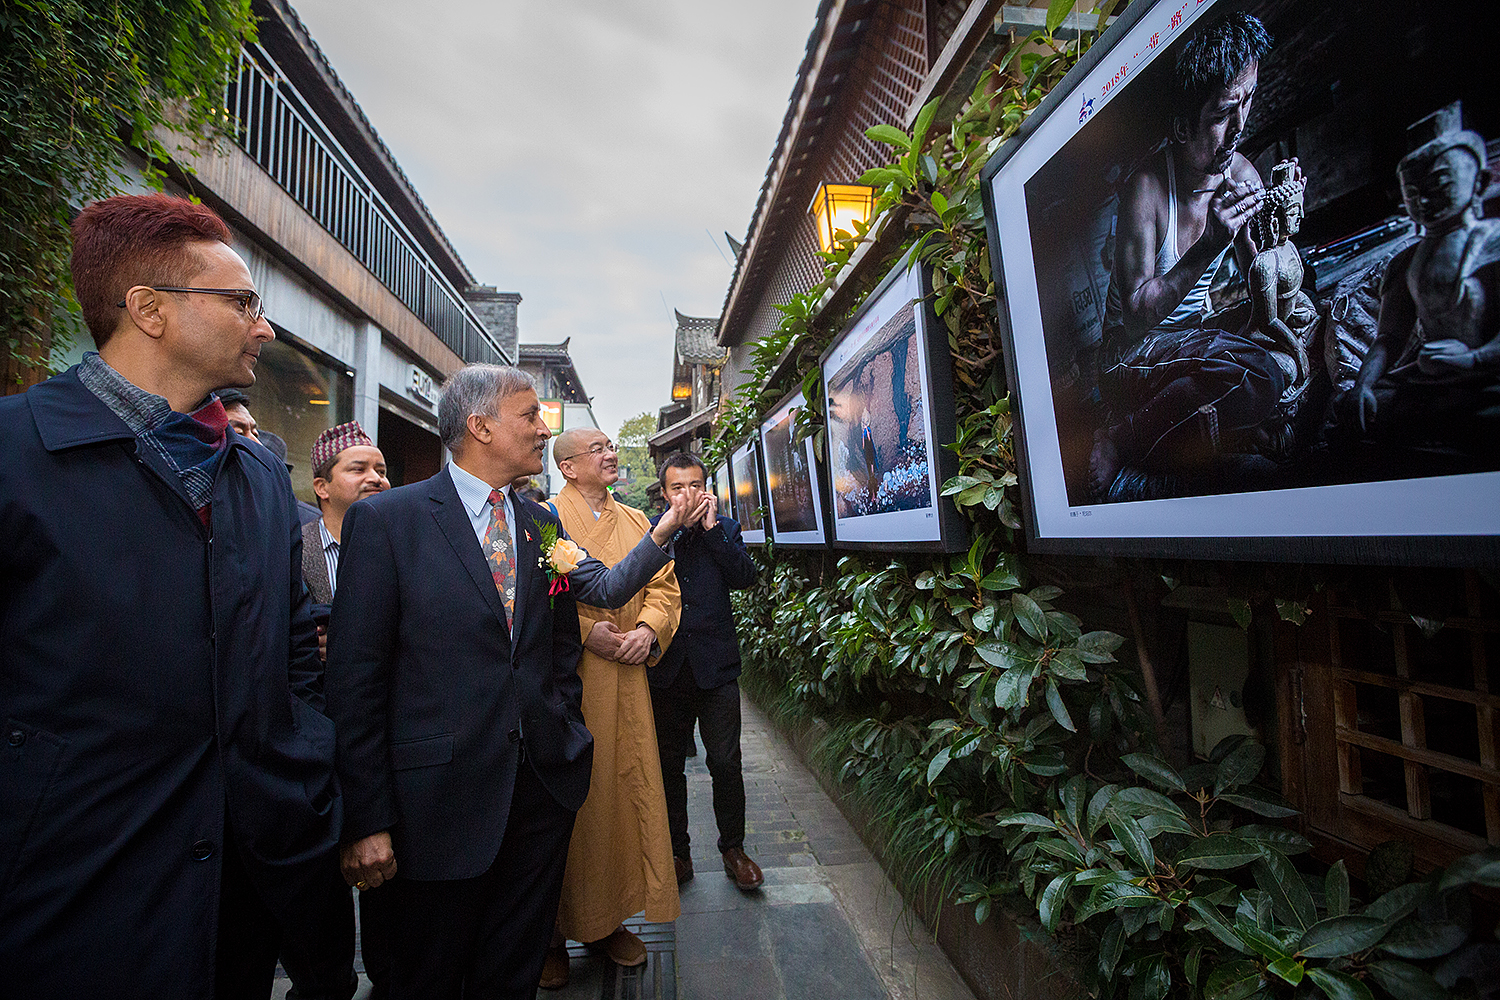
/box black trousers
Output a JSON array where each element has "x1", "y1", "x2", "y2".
[
  {"x1": 215, "y1": 838, "x2": 357, "y2": 1000},
  {"x1": 388, "y1": 758, "x2": 576, "y2": 1000},
  {"x1": 651, "y1": 668, "x2": 746, "y2": 858},
  {"x1": 357, "y1": 879, "x2": 395, "y2": 1000}
]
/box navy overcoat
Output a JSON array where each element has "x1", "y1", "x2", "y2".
[{"x1": 0, "y1": 368, "x2": 337, "y2": 998}]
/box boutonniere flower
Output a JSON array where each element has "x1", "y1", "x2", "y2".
[{"x1": 534, "y1": 519, "x2": 586, "y2": 606}]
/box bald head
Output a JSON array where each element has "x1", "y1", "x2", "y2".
[
  {"x1": 552, "y1": 428, "x2": 598, "y2": 463},
  {"x1": 554, "y1": 427, "x2": 617, "y2": 491}
]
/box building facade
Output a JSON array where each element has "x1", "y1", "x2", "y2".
[
  {"x1": 51, "y1": 0, "x2": 515, "y2": 499},
  {"x1": 648, "y1": 310, "x2": 725, "y2": 466}
]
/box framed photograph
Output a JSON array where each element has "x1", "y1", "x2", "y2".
[
  {"x1": 758, "y1": 389, "x2": 828, "y2": 546},
  {"x1": 712, "y1": 460, "x2": 735, "y2": 517},
  {"x1": 818, "y1": 253, "x2": 968, "y2": 551},
  {"x1": 980, "y1": 0, "x2": 1499, "y2": 564},
  {"x1": 729, "y1": 438, "x2": 768, "y2": 546}
]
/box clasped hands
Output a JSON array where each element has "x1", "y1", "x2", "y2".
[{"x1": 586, "y1": 620, "x2": 655, "y2": 664}]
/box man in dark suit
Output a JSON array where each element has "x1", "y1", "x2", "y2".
[
  {"x1": 649, "y1": 452, "x2": 763, "y2": 890},
  {"x1": 0, "y1": 194, "x2": 347, "y2": 998},
  {"x1": 326, "y1": 364, "x2": 691, "y2": 999}
]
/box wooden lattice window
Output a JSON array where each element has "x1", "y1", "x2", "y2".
[{"x1": 1313, "y1": 571, "x2": 1500, "y2": 862}]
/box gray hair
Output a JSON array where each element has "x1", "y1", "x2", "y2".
[{"x1": 437, "y1": 364, "x2": 536, "y2": 450}]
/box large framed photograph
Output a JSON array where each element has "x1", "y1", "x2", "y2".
[
  {"x1": 758, "y1": 389, "x2": 828, "y2": 546},
  {"x1": 729, "y1": 438, "x2": 768, "y2": 546},
  {"x1": 981, "y1": 0, "x2": 1499, "y2": 564},
  {"x1": 712, "y1": 459, "x2": 735, "y2": 517},
  {"x1": 819, "y1": 254, "x2": 968, "y2": 551}
]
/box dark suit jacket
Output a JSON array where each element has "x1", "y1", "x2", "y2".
[
  {"x1": 325, "y1": 465, "x2": 670, "y2": 881},
  {"x1": 647, "y1": 514, "x2": 758, "y2": 690},
  {"x1": 0, "y1": 368, "x2": 335, "y2": 997}
]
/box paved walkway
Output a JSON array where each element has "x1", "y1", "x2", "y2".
[{"x1": 278, "y1": 694, "x2": 976, "y2": 1000}]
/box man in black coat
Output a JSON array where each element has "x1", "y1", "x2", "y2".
[
  {"x1": 0, "y1": 194, "x2": 349, "y2": 998},
  {"x1": 648, "y1": 452, "x2": 763, "y2": 890},
  {"x1": 327, "y1": 364, "x2": 692, "y2": 999}
]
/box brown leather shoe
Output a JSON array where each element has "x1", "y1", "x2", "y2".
[
  {"x1": 538, "y1": 943, "x2": 569, "y2": 989},
  {"x1": 594, "y1": 925, "x2": 647, "y2": 967},
  {"x1": 722, "y1": 847, "x2": 764, "y2": 890},
  {"x1": 674, "y1": 854, "x2": 694, "y2": 885}
]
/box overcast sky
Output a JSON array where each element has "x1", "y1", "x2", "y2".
[{"x1": 287, "y1": 0, "x2": 820, "y2": 439}]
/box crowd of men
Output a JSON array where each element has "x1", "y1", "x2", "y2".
[{"x1": 0, "y1": 193, "x2": 762, "y2": 1000}]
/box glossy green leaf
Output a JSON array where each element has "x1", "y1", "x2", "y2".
[
  {"x1": 911, "y1": 98, "x2": 939, "y2": 151},
  {"x1": 1236, "y1": 920, "x2": 1294, "y2": 961},
  {"x1": 1326, "y1": 859, "x2": 1350, "y2": 917},
  {"x1": 1128, "y1": 955, "x2": 1170, "y2": 1000},
  {"x1": 975, "y1": 640, "x2": 1017, "y2": 668},
  {"x1": 972, "y1": 604, "x2": 996, "y2": 632},
  {"x1": 1175, "y1": 836, "x2": 1261, "y2": 870},
  {"x1": 1267, "y1": 957, "x2": 1305, "y2": 985},
  {"x1": 1108, "y1": 814, "x2": 1154, "y2": 873},
  {"x1": 1205, "y1": 959, "x2": 1264, "y2": 1000},
  {"x1": 1013, "y1": 592, "x2": 1048, "y2": 640},
  {"x1": 1120, "y1": 753, "x2": 1187, "y2": 793},
  {"x1": 1185, "y1": 942, "x2": 1204, "y2": 986},
  {"x1": 1362, "y1": 881, "x2": 1433, "y2": 924},
  {"x1": 1235, "y1": 825, "x2": 1311, "y2": 855},
  {"x1": 1436, "y1": 847, "x2": 1500, "y2": 892},
  {"x1": 865, "y1": 123, "x2": 912, "y2": 149},
  {"x1": 1365, "y1": 960, "x2": 1449, "y2": 1000},
  {"x1": 1253, "y1": 852, "x2": 1317, "y2": 930},
  {"x1": 1110, "y1": 786, "x2": 1188, "y2": 822},
  {"x1": 1218, "y1": 788, "x2": 1300, "y2": 818},
  {"x1": 981, "y1": 563, "x2": 1022, "y2": 591},
  {"x1": 1187, "y1": 898, "x2": 1251, "y2": 954},
  {"x1": 930, "y1": 191, "x2": 950, "y2": 216},
  {"x1": 1086, "y1": 784, "x2": 1118, "y2": 836},
  {"x1": 1039, "y1": 871, "x2": 1075, "y2": 932},
  {"x1": 1099, "y1": 919, "x2": 1125, "y2": 979},
  {"x1": 1307, "y1": 968, "x2": 1373, "y2": 1000},
  {"x1": 995, "y1": 812, "x2": 1056, "y2": 831},
  {"x1": 926, "y1": 746, "x2": 952, "y2": 784},
  {"x1": 1045, "y1": 0, "x2": 1075, "y2": 34},
  {"x1": 1297, "y1": 915, "x2": 1389, "y2": 958},
  {"x1": 1378, "y1": 920, "x2": 1468, "y2": 960},
  {"x1": 1046, "y1": 679, "x2": 1075, "y2": 732},
  {"x1": 1215, "y1": 742, "x2": 1266, "y2": 794}
]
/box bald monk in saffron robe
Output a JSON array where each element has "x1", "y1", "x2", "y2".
[{"x1": 542, "y1": 427, "x2": 683, "y2": 985}]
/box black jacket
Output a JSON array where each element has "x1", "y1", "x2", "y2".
[
  {"x1": 0, "y1": 368, "x2": 335, "y2": 997},
  {"x1": 647, "y1": 514, "x2": 757, "y2": 689},
  {"x1": 325, "y1": 466, "x2": 671, "y2": 881}
]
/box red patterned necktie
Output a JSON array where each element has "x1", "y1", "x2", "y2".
[{"x1": 485, "y1": 489, "x2": 516, "y2": 626}]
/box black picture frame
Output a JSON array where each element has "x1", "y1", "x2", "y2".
[
  {"x1": 758, "y1": 388, "x2": 829, "y2": 546},
  {"x1": 979, "y1": 0, "x2": 1500, "y2": 565},
  {"x1": 712, "y1": 459, "x2": 735, "y2": 518},
  {"x1": 729, "y1": 438, "x2": 769, "y2": 546},
  {"x1": 817, "y1": 252, "x2": 968, "y2": 552}
]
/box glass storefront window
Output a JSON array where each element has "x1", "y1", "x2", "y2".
[{"x1": 246, "y1": 331, "x2": 353, "y2": 503}]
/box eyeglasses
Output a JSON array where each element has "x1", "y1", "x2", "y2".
[
  {"x1": 557, "y1": 441, "x2": 617, "y2": 462},
  {"x1": 117, "y1": 286, "x2": 265, "y2": 322}
]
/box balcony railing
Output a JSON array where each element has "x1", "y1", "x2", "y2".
[{"x1": 224, "y1": 45, "x2": 508, "y2": 366}]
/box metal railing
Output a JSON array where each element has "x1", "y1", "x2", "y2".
[{"x1": 224, "y1": 45, "x2": 508, "y2": 365}]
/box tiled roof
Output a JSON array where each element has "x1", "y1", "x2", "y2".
[{"x1": 674, "y1": 310, "x2": 724, "y2": 365}]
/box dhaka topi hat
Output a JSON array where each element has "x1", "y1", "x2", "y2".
[{"x1": 311, "y1": 421, "x2": 375, "y2": 473}]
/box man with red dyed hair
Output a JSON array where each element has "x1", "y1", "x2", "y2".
[{"x1": 0, "y1": 194, "x2": 353, "y2": 999}]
